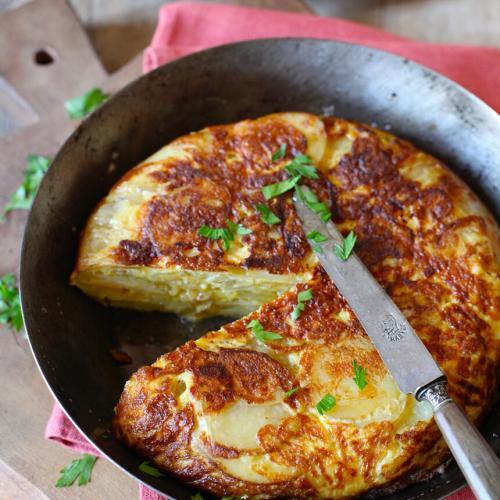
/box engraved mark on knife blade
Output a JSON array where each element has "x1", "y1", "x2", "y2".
[{"x1": 381, "y1": 314, "x2": 407, "y2": 342}]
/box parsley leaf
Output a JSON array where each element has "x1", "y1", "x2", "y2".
[
  {"x1": 262, "y1": 153, "x2": 322, "y2": 201},
  {"x1": 139, "y1": 461, "x2": 165, "y2": 477},
  {"x1": 307, "y1": 230, "x2": 327, "y2": 254},
  {"x1": 247, "y1": 319, "x2": 282, "y2": 342},
  {"x1": 316, "y1": 394, "x2": 336, "y2": 415},
  {"x1": 307, "y1": 231, "x2": 327, "y2": 242},
  {"x1": 291, "y1": 302, "x2": 305, "y2": 320},
  {"x1": 198, "y1": 225, "x2": 231, "y2": 250},
  {"x1": 55, "y1": 454, "x2": 97, "y2": 487},
  {"x1": 226, "y1": 219, "x2": 252, "y2": 236},
  {"x1": 295, "y1": 185, "x2": 331, "y2": 223},
  {"x1": 198, "y1": 220, "x2": 252, "y2": 251},
  {"x1": 191, "y1": 494, "x2": 204, "y2": 500},
  {"x1": 65, "y1": 87, "x2": 109, "y2": 119},
  {"x1": 291, "y1": 288, "x2": 313, "y2": 320},
  {"x1": 271, "y1": 144, "x2": 287, "y2": 162},
  {"x1": 2, "y1": 154, "x2": 51, "y2": 218},
  {"x1": 284, "y1": 387, "x2": 299, "y2": 398},
  {"x1": 262, "y1": 175, "x2": 300, "y2": 200},
  {"x1": 255, "y1": 203, "x2": 281, "y2": 225},
  {"x1": 353, "y1": 359, "x2": 367, "y2": 390},
  {"x1": 0, "y1": 273, "x2": 23, "y2": 331},
  {"x1": 284, "y1": 154, "x2": 318, "y2": 180},
  {"x1": 335, "y1": 231, "x2": 357, "y2": 261},
  {"x1": 297, "y1": 288, "x2": 313, "y2": 302}
]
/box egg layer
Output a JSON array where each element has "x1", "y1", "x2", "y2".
[{"x1": 72, "y1": 113, "x2": 500, "y2": 498}]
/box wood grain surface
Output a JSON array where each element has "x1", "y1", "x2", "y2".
[
  {"x1": 0, "y1": 1, "x2": 143, "y2": 498},
  {"x1": 0, "y1": 0, "x2": 497, "y2": 498}
]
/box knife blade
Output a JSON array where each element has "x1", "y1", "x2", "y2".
[{"x1": 294, "y1": 192, "x2": 500, "y2": 499}]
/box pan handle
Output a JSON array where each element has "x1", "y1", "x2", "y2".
[{"x1": 420, "y1": 381, "x2": 500, "y2": 500}]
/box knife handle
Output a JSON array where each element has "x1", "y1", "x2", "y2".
[{"x1": 420, "y1": 381, "x2": 500, "y2": 500}]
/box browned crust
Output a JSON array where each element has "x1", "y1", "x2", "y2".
[
  {"x1": 112, "y1": 116, "x2": 311, "y2": 273},
  {"x1": 105, "y1": 114, "x2": 500, "y2": 498}
]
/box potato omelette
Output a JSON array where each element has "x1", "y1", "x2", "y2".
[{"x1": 72, "y1": 113, "x2": 500, "y2": 498}]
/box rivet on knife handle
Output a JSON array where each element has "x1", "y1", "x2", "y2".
[{"x1": 419, "y1": 381, "x2": 500, "y2": 500}]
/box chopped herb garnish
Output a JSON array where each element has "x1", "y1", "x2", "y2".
[
  {"x1": 226, "y1": 219, "x2": 252, "y2": 236},
  {"x1": 271, "y1": 143, "x2": 287, "y2": 162},
  {"x1": 255, "y1": 203, "x2": 280, "y2": 225},
  {"x1": 262, "y1": 152, "x2": 323, "y2": 202},
  {"x1": 307, "y1": 230, "x2": 327, "y2": 242},
  {"x1": 284, "y1": 387, "x2": 299, "y2": 398},
  {"x1": 316, "y1": 394, "x2": 336, "y2": 415},
  {"x1": 55, "y1": 454, "x2": 97, "y2": 487},
  {"x1": 261, "y1": 175, "x2": 300, "y2": 200},
  {"x1": 298, "y1": 288, "x2": 313, "y2": 302},
  {"x1": 198, "y1": 219, "x2": 252, "y2": 251},
  {"x1": 0, "y1": 273, "x2": 23, "y2": 332},
  {"x1": 307, "y1": 230, "x2": 327, "y2": 254},
  {"x1": 353, "y1": 359, "x2": 367, "y2": 390},
  {"x1": 291, "y1": 288, "x2": 313, "y2": 320},
  {"x1": 284, "y1": 154, "x2": 318, "y2": 180},
  {"x1": 247, "y1": 319, "x2": 282, "y2": 342},
  {"x1": 64, "y1": 87, "x2": 109, "y2": 119},
  {"x1": 191, "y1": 494, "x2": 204, "y2": 500},
  {"x1": 335, "y1": 231, "x2": 357, "y2": 261},
  {"x1": 295, "y1": 185, "x2": 331, "y2": 222},
  {"x1": 2, "y1": 154, "x2": 51, "y2": 218},
  {"x1": 198, "y1": 225, "x2": 231, "y2": 250},
  {"x1": 139, "y1": 461, "x2": 165, "y2": 477}
]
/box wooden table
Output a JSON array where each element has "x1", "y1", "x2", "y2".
[{"x1": 0, "y1": 0, "x2": 498, "y2": 498}]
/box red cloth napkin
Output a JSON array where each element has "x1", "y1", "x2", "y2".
[
  {"x1": 144, "y1": 2, "x2": 500, "y2": 112},
  {"x1": 46, "y1": 404, "x2": 101, "y2": 455},
  {"x1": 45, "y1": 2, "x2": 500, "y2": 498},
  {"x1": 46, "y1": 406, "x2": 476, "y2": 500}
]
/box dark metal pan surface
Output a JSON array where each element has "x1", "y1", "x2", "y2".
[{"x1": 20, "y1": 39, "x2": 500, "y2": 499}]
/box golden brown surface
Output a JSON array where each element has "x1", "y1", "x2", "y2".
[
  {"x1": 86, "y1": 113, "x2": 500, "y2": 498},
  {"x1": 113, "y1": 116, "x2": 311, "y2": 273},
  {"x1": 72, "y1": 114, "x2": 337, "y2": 319}
]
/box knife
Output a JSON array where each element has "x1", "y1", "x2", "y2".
[{"x1": 293, "y1": 194, "x2": 500, "y2": 500}]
